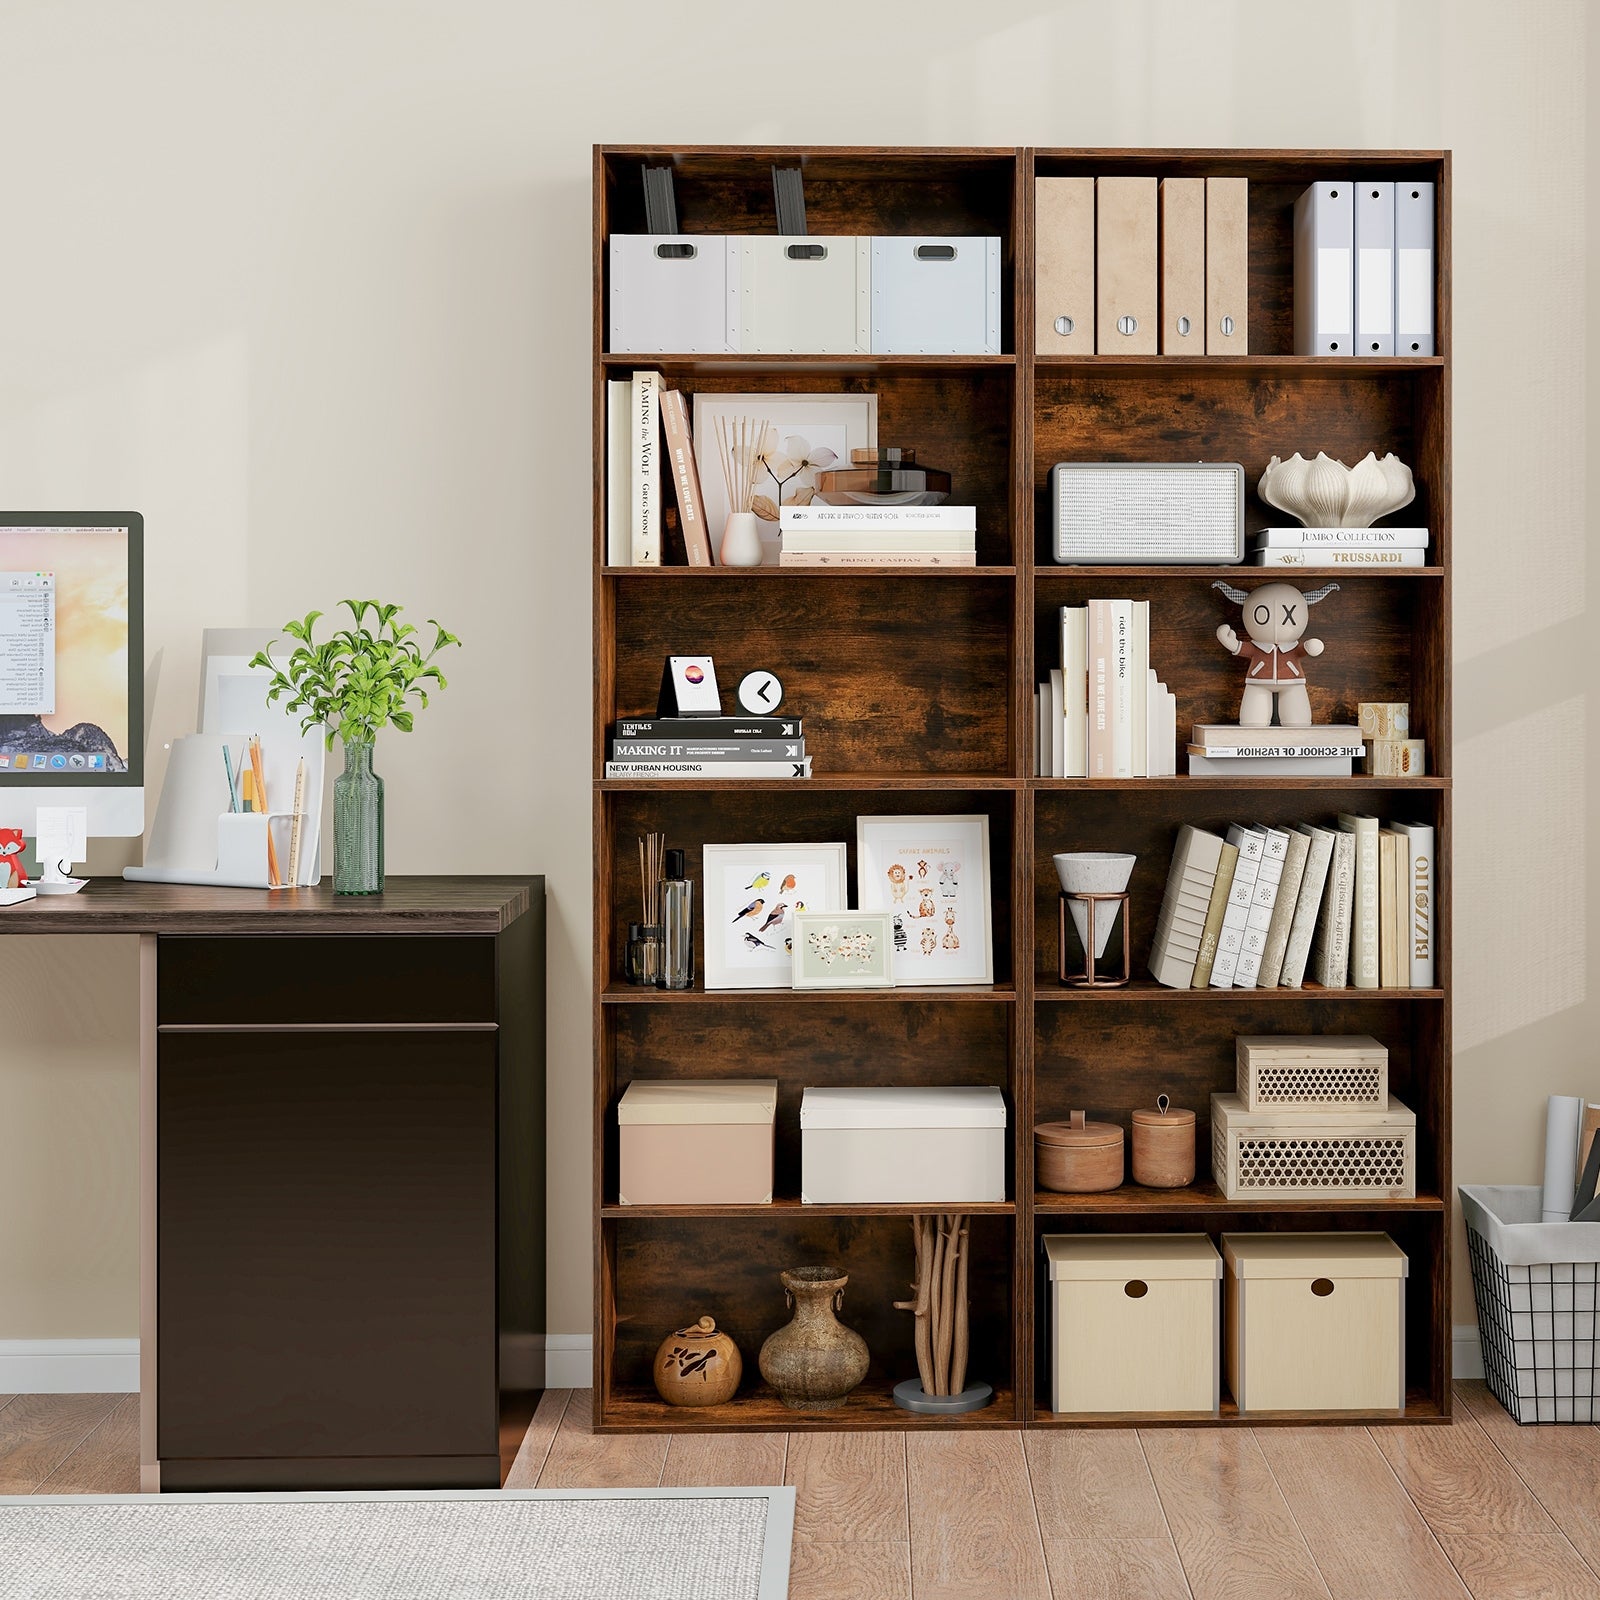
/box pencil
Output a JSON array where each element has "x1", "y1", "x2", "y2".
[
  {"x1": 250, "y1": 736, "x2": 282, "y2": 888},
  {"x1": 287, "y1": 757, "x2": 306, "y2": 888},
  {"x1": 222, "y1": 744, "x2": 239, "y2": 812}
]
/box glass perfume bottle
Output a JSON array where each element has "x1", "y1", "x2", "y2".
[{"x1": 658, "y1": 848, "x2": 694, "y2": 990}]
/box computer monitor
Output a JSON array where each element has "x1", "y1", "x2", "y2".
[{"x1": 0, "y1": 513, "x2": 144, "y2": 836}]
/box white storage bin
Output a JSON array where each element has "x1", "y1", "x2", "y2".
[
  {"x1": 800, "y1": 1085, "x2": 1005, "y2": 1204},
  {"x1": 736, "y1": 237, "x2": 870, "y2": 354},
  {"x1": 1044, "y1": 1234, "x2": 1222, "y2": 1415},
  {"x1": 1223, "y1": 1232, "x2": 1407, "y2": 1413},
  {"x1": 609, "y1": 234, "x2": 736, "y2": 354},
  {"x1": 870, "y1": 236, "x2": 1002, "y2": 354}
]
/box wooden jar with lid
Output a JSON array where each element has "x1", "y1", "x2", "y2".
[
  {"x1": 1035, "y1": 1112, "x2": 1124, "y2": 1192},
  {"x1": 1131, "y1": 1096, "x2": 1196, "y2": 1189}
]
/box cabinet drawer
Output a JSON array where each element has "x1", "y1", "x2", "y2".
[{"x1": 158, "y1": 935, "x2": 497, "y2": 1026}]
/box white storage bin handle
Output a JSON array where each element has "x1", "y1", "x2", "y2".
[
  {"x1": 784, "y1": 243, "x2": 828, "y2": 260},
  {"x1": 914, "y1": 244, "x2": 958, "y2": 261},
  {"x1": 654, "y1": 242, "x2": 697, "y2": 260},
  {"x1": 1124, "y1": 1280, "x2": 1148, "y2": 1299},
  {"x1": 1311, "y1": 1277, "x2": 1336, "y2": 1297}
]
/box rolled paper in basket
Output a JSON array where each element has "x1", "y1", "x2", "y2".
[{"x1": 1542, "y1": 1095, "x2": 1585, "y2": 1223}]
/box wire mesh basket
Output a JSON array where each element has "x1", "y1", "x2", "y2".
[{"x1": 1461, "y1": 1185, "x2": 1600, "y2": 1423}]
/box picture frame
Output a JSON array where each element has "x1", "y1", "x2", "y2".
[
  {"x1": 791, "y1": 909, "x2": 896, "y2": 990},
  {"x1": 692, "y1": 392, "x2": 878, "y2": 567},
  {"x1": 703, "y1": 842, "x2": 848, "y2": 989},
  {"x1": 856, "y1": 814, "x2": 994, "y2": 986}
]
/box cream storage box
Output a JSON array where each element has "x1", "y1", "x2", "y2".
[
  {"x1": 800, "y1": 1085, "x2": 1006, "y2": 1204},
  {"x1": 1043, "y1": 1234, "x2": 1222, "y2": 1415},
  {"x1": 617, "y1": 1079, "x2": 777, "y2": 1205},
  {"x1": 1223, "y1": 1232, "x2": 1408, "y2": 1414}
]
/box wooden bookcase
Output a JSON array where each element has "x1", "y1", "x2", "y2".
[{"x1": 592, "y1": 146, "x2": 1450, "y2": 1432}]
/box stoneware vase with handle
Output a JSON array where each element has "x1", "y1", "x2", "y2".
[
  {"x1": 758, "y1": 1266, "x2": 869, "y2": 1411},
  {"x1": 653, "y1": 1315, "x2": 743, "y2": 1407}
]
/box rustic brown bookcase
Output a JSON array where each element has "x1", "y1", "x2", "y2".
[{"x1": 592, "y1": 146, "x2": 1450, "y2": 1432}]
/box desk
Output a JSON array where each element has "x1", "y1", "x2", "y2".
[{"x1": 1, "y1": 877, "x2": 545, "y2": 1492}]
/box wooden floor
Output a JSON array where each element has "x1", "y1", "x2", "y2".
[{"x1": 5, "y1": 1385, "x2": 1599, "y2": 1597}]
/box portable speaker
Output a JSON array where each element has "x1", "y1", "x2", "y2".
[{"x1": 1051, "y1": 462, "x2": 1245, "y2": 564}]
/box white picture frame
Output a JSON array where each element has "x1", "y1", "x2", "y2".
[
  {"x1": 791, "y1": 909, "x2": 896, "y2": 990},
  {"x1": 692, "y1": 392, "x2": 878, "y2": 567},
  {"x1": 703, "y1": 842, "x2": 848, "y2": 989},
  {"x1": 855, "y1": 814, "x2": 994, "y2": 986}
]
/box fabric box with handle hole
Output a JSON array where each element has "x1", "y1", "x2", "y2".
[
  {"x1": 608, "y1": 235, "x2": 738, "y2": 354},
  {"x1": 1223, "y1": 1232, "x2": 1408, "y2": 1413},
  {"x1": 736, "y1": 237, "x2": 870, "y2": 354},
  {"x1": 800, "y1": 1085, "x2": 1006, "y2": 1204},
  {"x1": 870, "y1": 236, "x2": 1002, "y2": 353},
  {"x1": 617, "y1": 1079, "x2": 776, "y2": 1205},
  {"x1": 1044, "y1": 1233, "x2": 1222, "y2": 1415}
]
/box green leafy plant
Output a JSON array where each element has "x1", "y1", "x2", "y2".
[{"x1": 250, "y1": 599, "x2": 461, "y2": 748}]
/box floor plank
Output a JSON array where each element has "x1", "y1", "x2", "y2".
[
  {"x1": 535, "y1": 1388, "x2": 669, "y2": 1489},
  {"x1": 785, "y1": 1430, "x2": 908, "y2": 1545},
  {"x1": 1043, "y1": 1537, "x2": 1195, "y2": 1600},
  {"x1": 789, "y1": 1535, "x2": 912, "y2": 1600},
  {"x1": 1142, "y1": 1427, "x2": 1329, "y2": 1600},
  {"x1": 501, "y1": 1389, "x2": 571, "y2": 1490},
  {"x1": 0, "y1": 1394, "x2": 122, "y2": 1495},
  {"x1": 1455, "y1": 1380, "x2": 1600, "y2": 1577},
  {"x1": 905, "y1": 1431, "x2": 1051, "y2": 1600},
  {"x1": 1374, "y1": 1403, "x2": 1599, "y2": 1598},
  {"x1": 659, "y1": 1430, "x2": 785, "y2": 1488},
  {"x1": 32, "y1": 1395, "x2": 140, "y2": 1496},
  {"x1": 1253, "y1": 1426, "x2": 1467, "y2": 1599},
  {"x1": 1025, "y1": 1426, "x2": 1170, "y2": 1539}
]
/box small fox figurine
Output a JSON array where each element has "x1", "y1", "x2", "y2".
[{"x1": 0, "y1": 829, "x2": 28, "y2": 889}]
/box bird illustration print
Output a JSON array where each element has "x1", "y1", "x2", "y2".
[
  {"x1": 743, "y1": 870, "x2": 771, "y2": 891},
  {"x1": 757, "y1": 902, "x2": 788, "y2": 933},
  {"x1": 742, "y1": 931, "x2": 773, "y2": 950},
  {"x1": 731, "y1": 897, "x2": 765, "y2": 924},
  {"x1": 777, "y1": 873, "x2": 797, "y2": 895},
  {"x1": 791, "y1": 900, "x2": 806, "y2": 914}
]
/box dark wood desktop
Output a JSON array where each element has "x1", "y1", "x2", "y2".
[{"x1": 1, "y1": 876, "x2": 546, "y2": 1492}]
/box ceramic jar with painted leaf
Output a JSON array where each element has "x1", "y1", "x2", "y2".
[{"x1": 653, "y1": 1315, "x2": 742, "y2": 1407}]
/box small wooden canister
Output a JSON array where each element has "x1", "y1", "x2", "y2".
[
  {"x1": 1131, "y1": 1095, "x2": 1196, "y2": 1188},
  {"x1": 1035, "y1": 1112, "x2": 1124, "y2": 1192}
]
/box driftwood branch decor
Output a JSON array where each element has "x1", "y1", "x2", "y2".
[{"x1": 894, "y1": 1213, "x2": 971, "y2": 1397}]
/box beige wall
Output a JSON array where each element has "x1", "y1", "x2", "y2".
[{"x1": 0, "y1": 0, "x2": 1587, "y2": 1343}]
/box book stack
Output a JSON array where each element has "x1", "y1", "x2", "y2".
[
  {"x1": 1250, "y1": 527, "x2": 1431, "y2": 568},
  {"x1": 1034, "y1": 602, "x2": 1178, "y2": 778},
  {"x1": 605, "y1": 370, "x2": 715, "y2": 568},
  {"x1": 777, "y1": 505, "x2": 975, "y2": 567},
  {"x1": 1149, "y1": 816, "x2": 1434, "y2": 991},
  {"x1": 1187, "y1": 722, "x2": 1364, "y2": 778},
  {"x1": 605, "y1": 715, "x2": 811, "y2": 780}
]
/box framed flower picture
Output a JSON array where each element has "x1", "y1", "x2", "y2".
[
  {"x1": 692, "y1": 393, "x2": 878, "y2": 566},
  {"x1": 855, "y1": 814, "x2": 994, "y2": 986},
  {"x1": 791, "y1": 909, "x2": 896, "y2": 989},
  {"x1": 703, "y1": 842, "x2": 849, "y2": 989}
]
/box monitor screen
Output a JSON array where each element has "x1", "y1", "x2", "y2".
[{"x1": 0, "y1": 516, "x2": 143, "y2": 786}]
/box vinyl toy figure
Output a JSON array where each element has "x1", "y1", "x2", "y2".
[
  {"x1": 1211, "y1": 580, "x2": 1340, "y2": 729},
  {"x1": 0, "y1": 829, "x2": 27, "y2": 889}
]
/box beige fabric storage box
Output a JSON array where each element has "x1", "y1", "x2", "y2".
[
  {"x1": 1044, "y1": 1234, "x2": 1222, "y2": 1415},
  {"x1": 800, "y1": 1085, "x2": 1006, "y2": 1204},
  {"x1": 617, "y1": 1079, "x2": 776, "y2": 1205},
  {"x1": 1223, "y1": 1232, "x2": 1408, "y2": 1414},
  {"x1": 736, "y1": 237, "x2": 871, "y2": 354}
]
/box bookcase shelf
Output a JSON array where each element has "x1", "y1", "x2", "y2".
[{"x1": 593, "y1": 144, "x2": 1451, "y2": 1433}]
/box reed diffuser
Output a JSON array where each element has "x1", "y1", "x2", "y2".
[
  {"x1": 714, "y1": 415, "x2": 770, "y2": 567},
  {"x1": 627, "y1": 832, "x2": 665, "y2": 986}
]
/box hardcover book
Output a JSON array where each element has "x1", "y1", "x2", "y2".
[
  {"x1": 1309, "y1": 829, "x2": 1356, "y2": 989},
  {"x1": 1280, "y1": 824, "x2": 1335, "y2": 989}
]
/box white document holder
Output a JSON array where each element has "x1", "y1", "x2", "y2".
[
  {"x1": 736, "y1": 237, "x2": 870, "y2": 354},
  {"x1": 1293, "y1": 181, "x2": 1353, "y2": 355},
  {"x1": 869, "y1": 236, "x2": 1001, "y2": 353},
  {"x1": 609, "y1": 234, "x2": 737, "y2": 354},
  {"x1": 1394, "y1": 181, "x2": 1435, "y2": 356},
  {"x1": 1353, "y1": 181, "x2": 1395, "y2": 356}
]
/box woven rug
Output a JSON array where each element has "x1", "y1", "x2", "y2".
[{"x1": 0, "y1": 1487, "x2": 794, "y2": 1600}]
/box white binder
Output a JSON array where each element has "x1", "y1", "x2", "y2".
[
  {"x1": 1293, "y1": 181, "x2": 1353, "y2": 356},
  {"x1": 1353, "y1": 181, "x2": 1395, "y2": 356},
  {"x1": 1395, "y1": 181, "x2": 1435, "y2": 356}
]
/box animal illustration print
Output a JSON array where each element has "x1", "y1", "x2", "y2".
[
  {"x1": 914, "y1": 888, "x2": 936, "y2": 918},
  {"x1": 942, "y1": 907, "x2": 959, "y2": 950},
  {"x1": 938, "y1": 862, "x2": 960, "y2": 897},
  {"x1": 807, "y1": 925, "x2": 876, "y2": 969},
  {"x1": 916, "y1": 859, "x2": 929, "y2": 879},
  {"x1": 920, "y1": 926, "x2": 938, "y2": 954},
  {"x1": 893, "y1": 915, "x2": 907, "y2": 951},
  {"x1": 886, "y1": 862, "x2": 909, "y2": 902}
]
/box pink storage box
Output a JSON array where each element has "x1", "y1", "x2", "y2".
[{"x1": 617, "y1": 1079, "x2": 778, "y2": 1205}]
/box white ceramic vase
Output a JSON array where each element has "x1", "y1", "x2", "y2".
[
  {"x1": 1053, "y1": 852, "x2": 1136, "y2": 959},
  {"x1": 720, "y1": 511, "x2": 764, "y2": 567}
]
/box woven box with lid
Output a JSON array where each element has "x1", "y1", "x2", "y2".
[
  {"x1": 1235, "y1": 1035, "x2": 1388, "y2": 1110},
  {"x1": 1043, "y1": 1234, "x2": 1222, "y2": 1415},
  {"x1": 1210, "y1": 1092, "x2": 1416, "y2": 1200}
]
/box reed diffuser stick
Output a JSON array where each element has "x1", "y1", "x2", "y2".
[{"x1": 639, "y1": 832, "x2": 665, "y2": 925}]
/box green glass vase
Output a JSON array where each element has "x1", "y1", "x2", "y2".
[{"x1": 333, "y1": 737, "x2": 384, "y2": 895}]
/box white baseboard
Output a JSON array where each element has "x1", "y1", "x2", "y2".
[
  {"x1": 1454, "y1": 1323, "x2": 1485, "y2": 1381},
  {"x1": 544, "y1": 1334, "x2": 593, "y2": 1389},
  {"x1": 0, "y1": 1339, "x2": 138, "y2": 1394}
]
